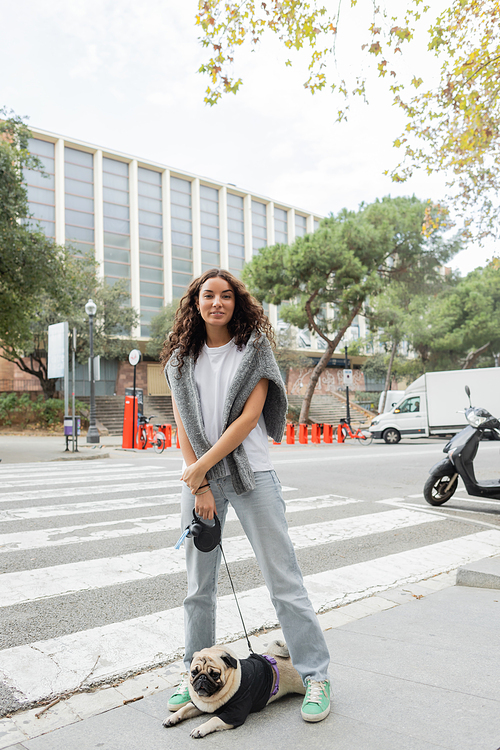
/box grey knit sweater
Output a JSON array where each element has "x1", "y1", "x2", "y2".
[{"x1": 165, "y1": 331, "x2": 287, "y2": 494}]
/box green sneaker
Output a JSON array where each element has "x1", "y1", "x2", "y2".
[
  {"x1": 301, "y1": 678, "x2": 331, "y2": 722},
  {"x1": 167, "y1": 672, "x2": 191, "y2": 712}
]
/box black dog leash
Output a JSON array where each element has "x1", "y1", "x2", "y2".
[
  {"x1": 218, "y1": 541, "x2": 254, "y2": 654},
  {"x1": 175, "y1": 512, "x2": 255, "y2": 654}
]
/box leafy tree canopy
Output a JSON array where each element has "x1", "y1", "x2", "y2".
[
  {"x1": 243, "y1": 195, "x2": 460, "y2": 421},
  {"x1": 0, "y1": 110, "x2": 62, "y2": 339},
  {"x1": 411, "y1": 261, "x2": 500, "y2": 370},
  {"x1": 196, "y1": 1, "x2": 500, "y2": 236}
]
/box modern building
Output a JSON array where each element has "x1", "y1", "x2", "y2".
[{"x1": 24, "y1": 127, "x2": 324, "y2": 339}]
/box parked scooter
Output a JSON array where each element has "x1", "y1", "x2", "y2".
[{"x1": 424, "y1": 386, "x2": 500, "y2": 506}]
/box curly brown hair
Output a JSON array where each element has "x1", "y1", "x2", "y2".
[{"x1": 160, "y1": 268, "x2": 275, "y2": 372}]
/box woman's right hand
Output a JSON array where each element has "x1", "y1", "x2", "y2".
[{"x1": 194, "y1": 488, "x2": 216, "y2": 521}]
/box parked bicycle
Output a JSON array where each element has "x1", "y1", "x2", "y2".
[
  {"x1": 137, "y1": 414, "x2": 166, "y2": 453},
  {"x1": 339, "y1": 418, "x2": 373, "y2": 445}
]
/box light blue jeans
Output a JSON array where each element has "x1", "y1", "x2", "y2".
[{"x1": 180, "y1": 470, "x2": 330, "y2": 684}]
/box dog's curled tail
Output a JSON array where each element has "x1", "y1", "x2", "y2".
[{"x1": 266, "y1": 640, "x2": 289, "y2": 658}]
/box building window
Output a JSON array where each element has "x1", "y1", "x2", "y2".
[
  {"x1": 170, "y1": 176, "x2": 193, "y2": 300},
  {"x1": 103, "y1": 157, "x2": 130, "y2": 292},
  {"x1": 138, "y1": 167, "x2": 163, "y2": 337},
  {"x1": 64, "y1": 147, "x2": 94, "y2": 256},
  {"x1": 274, "y1": 206, "x2": 288, "y2": 245},
  {"x1": 25, "y1": 138, "x2": 55, "y2": 238},
  {"x1": 295, "y1": 213, "x2": 307, "y2": 238},
  {"x1": 227, "y1": 193, "x2": 245, "y2": 276},
  {"x1": 251, "y1": 200, "x2": 267, "y2": 255},
  {"x1": 314, "y1": 218, "x2": 320, "y2": 231},
  {"x1": 200, "y1": 185, "x2": 220, "y2": 271}
]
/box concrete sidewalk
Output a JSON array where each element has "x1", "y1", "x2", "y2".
[
  {"x1": 1, "y1": 558, "x2": 499, "y2": 750},
  {"x1": 0, "y1": 434, "x2": 153, "y2": 463}
]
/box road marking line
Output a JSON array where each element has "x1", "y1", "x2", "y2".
[
  {"x1": 0, "y1": 492, "x2": 354, "y2": 523},
  {"x1": 0, "y1": 495, "x2": 182, "y2": 522},
  {"x1": 2, "y1": 529, "x2": 499, "y2": 705},
  {"x1": 0, "y1": 509, "x2": 440, "y2": 606},
  {"x1": 0, "y1": 462, "x2": 133, "y2": 476},
  {"x1": 0, "y1": 496, "x2": 362, "y2": 552},
  {"x1": 0, "y1": 469, "x2": 181, "y2": 489},
  {"x1": 0, "y1": 481, "x2": 182, "y2": 504}
]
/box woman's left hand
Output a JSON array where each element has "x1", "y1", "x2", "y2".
[{"x1": 181, "y1": 461, "x2": 207, "y2": 494}]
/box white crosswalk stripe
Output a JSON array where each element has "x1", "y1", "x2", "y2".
[
  {"x1": 1, "y1": 529, "x2": 500, "y2": 705},
  {"x1": 0, "y1": 480, "x2": 181, "y2": 503},
  {"x1": 1, "y1": 459, "x2": 499, "y2": 712},
  {"x1": 0, "y1": 495, "x2": 361, "y2": 552},
  {"x1": 0, "y1": 468, "x2": 181, "y2": 488},
  {"x1": 0, "y1": 508, "x2": 435, "y2": 605},
  {"x1": 0, "y1": 494, "x2": 182, "y2": 522}
]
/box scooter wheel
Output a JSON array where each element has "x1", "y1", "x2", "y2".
[{"x1": 423, "y1": 473, "x2": 458, "y2": 506}]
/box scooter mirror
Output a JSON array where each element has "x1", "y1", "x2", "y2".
[{"x1": 465, "y1": 385, "x2": 470, "y2": 397}]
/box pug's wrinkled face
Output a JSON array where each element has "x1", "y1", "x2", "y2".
[{"x1": 190, "y1": 649, "x2": 239, "y2": 700}]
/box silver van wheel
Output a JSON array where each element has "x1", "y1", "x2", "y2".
[{"x1": 383, "y1": 428, "x2": 401, "y2": 444}]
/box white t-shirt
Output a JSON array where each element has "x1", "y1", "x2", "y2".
[{"x1": 194, "y1": 339, "x2": 273, "y2": 475}]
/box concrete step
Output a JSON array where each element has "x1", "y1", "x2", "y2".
[
  {"x1": 78, "y1": 396, "x2": 176, "y2": 436},
  {"x1": 79, "y1": 396, "x2": 125, "y2": 436},
  {"x1": 288, "y1": 394, "x2": 373, "y2": 425}
]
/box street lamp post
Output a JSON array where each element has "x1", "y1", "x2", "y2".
[{"x1": 85, "y1": 299, "x2": 100, "y2": 444}]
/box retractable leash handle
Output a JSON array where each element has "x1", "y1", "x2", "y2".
[{"x1": 174, "y1": 511, "x2": 221, "y2": 552}]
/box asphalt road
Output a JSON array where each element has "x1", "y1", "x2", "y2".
[{"x1": 0, "y1": 436, "x2": 499, "y2": 715}]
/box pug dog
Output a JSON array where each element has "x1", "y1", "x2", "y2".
[{"x1": 163, "y1": 640, "x2": 305, "y2": 738}]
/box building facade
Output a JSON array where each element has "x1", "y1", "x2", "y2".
[{"x1": 24, "y1": 128, "x2": 323, "y2": 339}]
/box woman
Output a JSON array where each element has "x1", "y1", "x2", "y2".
[{"x1": 161, "y1": 268, "x2": 331, "y2": 723}]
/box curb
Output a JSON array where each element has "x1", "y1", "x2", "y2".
[
  {"x1": 456, "y1": 556, "x2": 500, "y2": 590},
  {"x1": 50, "y1": 453, "x2": 111, "y2": 462}
]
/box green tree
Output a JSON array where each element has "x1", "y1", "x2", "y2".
[
  {"x1": 0, "y1": 251, "x2": 139, "y2": 399},
  {"x1": 243, "y1": 195, "x2": 458, "y2": 423},
  {"x1": 146, "y1": 302, "x2": 177, "y2": 359},
  {"x1": 0, "y1": 110, "x2": 62, "y2": 341},
  {"x1": 412, "y1": 262, "x2": 500, "y2": 371},
  {"x1": 196, "y1": 1, "x2": 500, "y2": 234},
  {"x1": 366, "y1": 215, "x2": 460, "y2": 410}
]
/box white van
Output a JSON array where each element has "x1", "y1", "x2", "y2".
[
  {"x1": 369, "y1": 368, "x2": 500, "y2": 443},
  {"x1": 377, "y1": 390, "x2": 405, "y2": 414}
]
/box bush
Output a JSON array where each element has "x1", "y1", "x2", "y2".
[
  {"x1": 286, "y1": 404, "x2": 301, "y2": 423},
  {"x1": 0, "y1": 394, "x2": 88, "y2": 430}
]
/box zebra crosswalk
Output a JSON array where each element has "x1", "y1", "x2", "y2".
[{"x1": 0, "y1": 457, "x2": 499, "y2": 713}]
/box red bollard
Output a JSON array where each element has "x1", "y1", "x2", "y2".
[
  {"x1": 324, "y1": 424, "x2": 333, "y2": 443},
  {"x1": 311, "y1": 424, "x2": 321, "y2": 443},
  {"x1": 286, "y1": 423, "x2": 295, "y2": 444},
  {"x1": 336, "y1": 424, "x2": 345, "y2": 443},
  {"x1": 299, "y1": 423, "x2": 308, "y2": 444}
]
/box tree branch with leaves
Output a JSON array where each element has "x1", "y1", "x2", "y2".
[{"x1": 196, "y1": 1, "x2": 500, "y2": 237}]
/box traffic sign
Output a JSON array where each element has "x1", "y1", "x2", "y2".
[
  {"x1": 129, "y1": 349, "x2": 141, "y2": 367},
  {"x1": 343, "y1": 369, "x2": 353, "y2": 386}
]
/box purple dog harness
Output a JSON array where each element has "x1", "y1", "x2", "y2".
[{"x1": 262, "y1": 654, "x2": 280, "y2": 696}]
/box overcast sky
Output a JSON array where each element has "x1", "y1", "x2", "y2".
[{"x1": 2, "y1": 0, "x2": 494, "y2": 275}]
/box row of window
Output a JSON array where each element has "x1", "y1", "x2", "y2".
[{"x1": 25, "y1": 138, "x2": 320, "y2": 333}]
